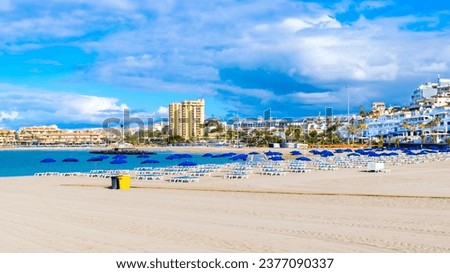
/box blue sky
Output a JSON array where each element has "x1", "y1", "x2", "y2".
[{"x1": 1, "y1": 0, "x2": 450, "y2": 129}]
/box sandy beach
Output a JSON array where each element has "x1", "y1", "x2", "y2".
[{"x1": 0, "y1": 151, "x2": 449, "y2": 253}]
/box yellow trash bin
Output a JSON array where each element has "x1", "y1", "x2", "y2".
[{"x1": 118, "y1": 174, "x2": 131, "y2": 190}]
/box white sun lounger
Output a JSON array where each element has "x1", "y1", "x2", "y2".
[
  {"x1": 135, "y1": 174, "x2": 164, "y2": 180},
  {"x1": 169, "y1": 176, "x2": 199, "y2": 183},
  {"x1": 224, "y1": 173, "x2": 249, "y2": 179}
]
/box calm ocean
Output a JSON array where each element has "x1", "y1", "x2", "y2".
[{"x1": 0, "y1": 149, "x2": 233, "y2": 177}]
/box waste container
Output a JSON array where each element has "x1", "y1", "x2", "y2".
[
  {"x1": 118, "y1": 174, "x2": 131, "y2": 190},
  {"x1": 111, "y1": 176, "x2": 119, "y2": 189}
]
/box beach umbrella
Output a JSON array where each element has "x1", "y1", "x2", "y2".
[
  {"x1": 249, "y1": 151, "x2": 259, "y2": 155},
  {"x1": 178, "y1": 161, "x2": 197, "y2": 167},
  {"x1": 136, "y1": 154, "x2": 150, "y2": 158},
  {"x1": 40, "y1": 158, "x2": 56, "y2": 163},
  {"x1": 179, "y1": 153, "x2": 193, "y2": 158},
  {"x1": 320, "y1": 150, "x2": 334, "y2": 157},
  {"x1": 265, "y1": 151, "x2": 282, "y2": 156},
  {"x1": 219, "y1": 152, "x2": 236, "y2": 157},
  {"x1": 62, "y1": 158, "x2": 79, "y2": 162},
  {"x1": 347, "y1": 153, "x2": 360, "y2": 157},
  {"x1": 140, "y1": 159, "x2": 160, "y2": 164},
  {"x1": 290, "y1": 150, "x2": 302, "y2": 155},
  {"x1": 110, "y1": 158, "x2": 127, "y2": 164},
  {"x1": 309, "y1": 149, "x2": 322, "y2": 155},
  {"x1": 202, "y1": 153, "x2": 213, "y2": 157},
  {"x1": 296, "y1": 156, "x2": 311, "y2": 161},
  {"x1": 230, "y1": 154, "x2": 248, "y2": 161},
  {"x1": 87, "y1": 156, "x2": 104, "y2": 162},
  {"x1": 165, "y1": 154, "x2": 177, "y2": 160},
  {"x1": 343, "y1": 148, "x2": 353, "y2": 152}
]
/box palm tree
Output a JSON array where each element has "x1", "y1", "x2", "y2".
[
  {"x1": 429, "y1": 116, "x2": 442, "y2": 143},
  {"x1": 347, "y1": 118, "x2": 358, "y2": 144},
  {"x1": 357, "y1": 119, "x2": 367, "y2": 144},
  {"x1": 418, "y1": 122, "x2": 427, "y2": 144}
]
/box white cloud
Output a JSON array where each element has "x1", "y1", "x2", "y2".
[
  {"x1": 0, "y1": 110, "x2": 18, "y2": 121},
  {"x1": 155, "y1": 106, "x2": 168, "y2": 116},
  {"x1": 414, "y1": 62, "x2": 448, "y2": 73},
  {"x1": 280, "y1": 15, "x2": 341, "y2": 33},
  {"x1": 0, "y1": 83, "x2": 129, "y2": 128},
  {"x1": 291, "y1": 91, "x2": 340, "y2": 104}
]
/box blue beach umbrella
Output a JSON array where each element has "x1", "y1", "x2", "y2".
[
  {"x1": 347, "y1": 153, "x2": 360, "y2": 157},
  {"x1": 230, "y1": 154, "x2": 248, "y2": 161},
  {"x1": 140, "y1": 159, "x2": 160, "y2": 164},
  {"x1": 87, "y1": 156, "x2": 104, "y2": 162},
  {"x1": 178, "y1": 161, "x2": 197, "y2": 167},
  {"x1": 110, "y1": 158, "x2": 127, "y2": 164},
  {"x1": 202, "y1": 153, "x2": 213, "y2": 157},
  {"x1": 165, "y1": 154, "x2": 177, "y2": 160},
  {"x1": 320, "y1": 150, "x2": 334, "y2": 157},
  {"x1": 290, "y1": 150, "x2": 302, "y2": 155},
  {"x1": 265, "y1": 151, "x2": 282, "y2": 156},
  {"x1": 249, "y1": 151, "x2": 259, "y2": 155},
  {"x1": 296, "y1": 156, "x2": 312, "y2": 161},
  {"x1": 270, "y1": 156, "x2": 284, "y2": 161},
  {"x1": 62, "y1": 158, "x2": 79, "y2": 162},
  {"x1": 40, "y1": 158, "x2": 56, "y2": 163}
]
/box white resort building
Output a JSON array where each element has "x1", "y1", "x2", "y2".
[{"x1": 361, "y1": 76, "x2": 450, "y2": 144}]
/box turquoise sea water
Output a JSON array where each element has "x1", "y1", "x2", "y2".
[{"x1": 0, "y1": 149, "x2": 234, "y2": 177}]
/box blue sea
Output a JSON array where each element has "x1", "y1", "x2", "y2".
[{"x1": 0, "y1": 149, "x2": 234, "y2": 177}]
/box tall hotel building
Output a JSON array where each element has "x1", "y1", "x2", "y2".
[{"x1": 169, "y1": 99, "x2": 205, "y2": 140}]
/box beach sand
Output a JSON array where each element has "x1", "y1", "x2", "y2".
[{"x1": 0, "y1": 156, "x2": 449, "y2": 253}]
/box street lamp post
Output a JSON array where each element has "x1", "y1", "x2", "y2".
[{"x1": 346, "y1": 85, "x2": 350, "y2": 145}]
